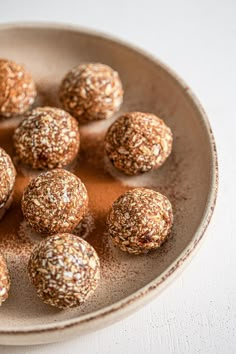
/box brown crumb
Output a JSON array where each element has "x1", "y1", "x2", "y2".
[
  {"x1": 104, "y1": 112, "x2": 173, "y2": 175},
  {"x1": 106, "y1": 188, "x2": 173, "y2": 254},
  {"x1": 28, "y1": 233, "x2": 100, "y2": 309},
  {"x1": 0, "y1": 147, "x2": 16, "y2": 218},
  {"x1": 0, "y1": 59, "x2": 36, "y2": 118},
  {"x1": 22, "y1": 169, "x2": 88, "y2": 235},
  {"x1": 59, "y1": 63, "x2": 123, "y2": 123},
  {"x1": 0, "y1": 254, "x2": 10, "y2": 306},
  {"x1": 13, "y1": 106, "x2": 80, "y2": 169}
]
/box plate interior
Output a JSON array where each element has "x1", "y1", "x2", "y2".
[{"x1": 0, "y1": 27, "x2": 213, "y2": 331}]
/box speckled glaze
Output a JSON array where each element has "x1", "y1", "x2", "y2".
[{"x1": 0, "y1": 23, "x2": 218, "y2": 345}]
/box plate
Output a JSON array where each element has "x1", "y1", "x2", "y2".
[{"x1": 0, "y1": 23, "x2": 218, "y2": 345}]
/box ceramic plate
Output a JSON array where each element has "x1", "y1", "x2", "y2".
[{"x1": 0, "y1": 23, "x2": 218, "y2": 345}]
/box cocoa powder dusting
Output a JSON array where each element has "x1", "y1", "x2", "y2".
[
  {"x1": 0, "y1": 124, "x2": 131, "y2": 267},
  {"x1": 0, "y1": 115, "x2": 186, "y2": 312},
  {"x1": 75, "y1": 132, "x2": 131, "y2": 264}
]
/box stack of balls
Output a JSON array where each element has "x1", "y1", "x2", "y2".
[{"x1": 0, "y1": 59, "x2": 173, "y2": 309}]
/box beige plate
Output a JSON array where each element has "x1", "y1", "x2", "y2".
[{"x1": 0, "y1": 23, "x2": 218, "y2": 345}]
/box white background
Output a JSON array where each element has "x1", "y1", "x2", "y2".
[{"x1": 0, "y1": 0, "x2": 235, "y2": 353}]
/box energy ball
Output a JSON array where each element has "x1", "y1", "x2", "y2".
[
  {"x1": 104, "y1": 112, "x2": 173, "y2": 175},
  {"x1": 22, "y1": 169, "x2": 88, "y2": 235},
  {"x1": 13, "y1": 106, "x2": 80, "y2": 169},
  {"x1": 0, "y1": 147, "x2": 16, "y2": 220},
  {"x1": 0, "y1": 59, "x2": 36, "y2": 118},
  {"x1": 59, "y1": 63, "x2": 123, "y2": 123},
  {"x1": 0, "y1": 255, "x2": 10, "y2": 306},
  {"x1": 106, "y1": 188, "x2": 173, "y2": 255},
  {"x1": 28, "y1": 233, "x2": 100, "y2": 309}
]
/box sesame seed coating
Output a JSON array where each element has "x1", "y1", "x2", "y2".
[
  {"x1": 106, "y1": 188, "x2": 173, "y2": 255},
  {"x1": 0, "y1": 147, "x2": 16, "y2": 210},
  {"x1": 104, "y1": 112, "x2": 173, "y2": 175},
  {"x1": 13, "y1": 107, "x2": 80, "y2": 169},
  {"x1": 0, "y1": 255, "x2": 10, "y2": 306},
  {"x1": 28, "y1": 233, "x2": 100, "y2": 309},
  {"x1": 22, "y1": 169, "x2": 88, "y2": 235},
  {"x1": 0, "y1": 59, "x2": 36, "y2": 118},
  {"x1": 59, "y1": 63, "x2": 123, "y2": 123}
]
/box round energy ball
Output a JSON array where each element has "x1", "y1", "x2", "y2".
[
  {"x1": 104, "y1": 112, "x2": 173, "y2": 175},
  {"x1": 28, "y1": 233, "x2": 100, "y2": 309},
  {"x1": 0, "y1": 147, "x2": 16, "y2": 220},
  {"x1": 0, "y1": 59, "x2": 36, "y2": 118},
  {"x1": 59, "y1": 63, "x2": 123, "y2": 123},
  {"x1": 13, "y1": 106, "x2": 80, "y2": 169},
  {"x1": 22, "y1": 169, "x2": 88, "y2": 235},
  {"x1": 0, "y1": 255, "x2": 11, "y2": 306},
  {"x1": 106, "y1": 188, "x2": 173, "y2": 255}
]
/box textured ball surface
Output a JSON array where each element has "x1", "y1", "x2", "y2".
[
  {"x1": 13, "y1": 106, "x2": 80, "y2": 169},
  {"x1": 104, "y1": 112, "x2": 173, "y2": 175},
  {"x1": 107, "y1": 188, "x2": 173, "y2": 254},
  {"x1": 28, "y1": 233, "x2": 100, "y2": 309},
  {"x1": 0, "y1": 59, "x2": 36, "y2": 117},
  {"x1": 59, "y1": 63, "x2": 123, "y2": 123},
  {"x1": 0, "y1": 255, "x2": 10, "y2": 306},
  {"x1": 22, "y1": 169, "x2": 88, "y2": 235},
  {"x1": 0, "y1": 147, "x2": 16, "y2": 215}
]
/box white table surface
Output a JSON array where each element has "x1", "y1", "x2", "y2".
[{"x1": 0, "y1": 0, "x2": 235, "y2": 353}]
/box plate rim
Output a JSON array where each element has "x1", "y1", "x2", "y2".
[{"x1": 0, "y1": 21, "x2": 218, "y2": 337}]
